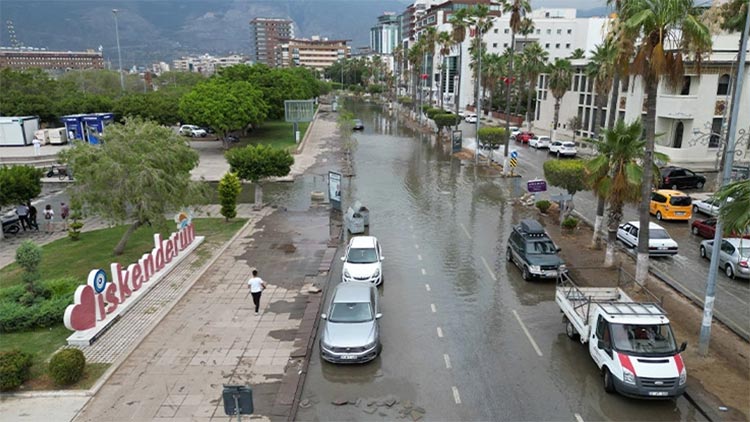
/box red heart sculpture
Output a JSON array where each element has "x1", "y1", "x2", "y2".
[{"x1": 64, "y1": 284, "x2": 96, "y2": 331}]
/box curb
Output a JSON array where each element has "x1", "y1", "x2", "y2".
[
  {"x1": 294, "y1": 107, "x2": 321, "y2": 155},
  {"x1": 0, "y1": 214, "x2": 264, "y2": 403}
]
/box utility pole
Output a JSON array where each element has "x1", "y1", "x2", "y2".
[
  {"x1": 698, "y1": 2, "x2": 750, "y2": 356},
  {"x1": 475, "y1": 25, "x2": 483, "y2": 164},
  {"x1": 112, "y1": 9, "x2": 125, "y2": 91}
]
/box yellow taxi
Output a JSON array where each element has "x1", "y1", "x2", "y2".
[{"x1": 649, "y1": 189, "x2": 693, "y2": 221}]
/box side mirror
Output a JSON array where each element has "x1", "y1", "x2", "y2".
[
  {"x1": 556, "y1": 247, "x2": 562, "y2": 252},
  {"x1": 380, "y1": 256, "x2": 385, "y2": 261},
  {"x1": 679, "y1": 341, "x2": 687, "y2": 352},
  {"x1": 340, "y1": 256, "x2": 345, "y2": 261},
  {"x1": 321, "y1": 313, "x2": 327, "y2": 320},
  {"x1": 597, "y1": 340, "x2": 608, "y2": 351},
  {"x1": 375, "y1": 313, "x2": 383, "y2": 320}
]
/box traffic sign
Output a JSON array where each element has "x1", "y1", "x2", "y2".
[
  {"x1": 509, "y1": 158, "x2": 518, "y2": 167},
  {"x1": 510, "y1": 150, "x2": 518, "y2": 159},
  {"x1": 527, "y1": 179, "x2": 547, "y2": 193}
]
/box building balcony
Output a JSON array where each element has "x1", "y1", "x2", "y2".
[{"x1": 657, "y1": 95, "x2": 699, "y2": 119}]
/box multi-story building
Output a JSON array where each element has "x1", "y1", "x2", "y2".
[
  {"x1": 370, "y1": 13, "x2": 401, "y2": 55},
  {"x1": 250, "y1": 17, "x2": 294, "y2": 67},
  {"x1": 0, "y1": 47, "x2": 104, "y2": 71},
  {"x1": 534, "y1": 33, "x2": 750, "y2": 168},
  {"x1": 172, "y1": 54, "x2": 248, "y2": 75},
  {"x1": 276, "y1": 36, "x2": 350, "y2": 72}
]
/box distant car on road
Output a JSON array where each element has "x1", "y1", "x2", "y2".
[
  {"x1": 529, "y1": 135, "x2": 551, "y2": 149},
  {"x1": 550, "y1": 141, "x2": 577, "y2": 157},
  {"x1": 465, "y1": 113, "x2": 478, "y2": 123},
  {"x1": 353, "y1": 119, "x2": 364, "y2": 130},
  {"x1": 516, "y1": 131, "x2": 534, "y2": 143},
  {"x1": 699, "y1": 238, "x2": 750, "y2": 279},
  {"x1": 617, "y1": 221, "x2": 678, "y2": 256},
  {"x1": 179, "y1": 125, "x2": 207, "y2": 137},
  {"x1": 319, "y1": 282, "x2": 382, "y2": 363},
  {"x1": 659, "y1": 166, "x2": 706, "y2": 190},
  {"x1": 341, "y1": 236, "x2": 384, "y2": 285}
]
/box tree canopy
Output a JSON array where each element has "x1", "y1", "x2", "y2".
[
  {"x1": 225, "y1": 144, "x2": 294, "y2": 183},
  {"x1": 59, "y1": 117, "x2": 206, "y2": 255},
  {"x1": 0, "y1": 165, "x2": 44, "y2": 206},
  {"x1": 543, "y1": 159, "x2": 588, "y2": 197}
]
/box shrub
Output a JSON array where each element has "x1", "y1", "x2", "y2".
[
  {"x1": 398, "y1": 96, "x2": 413, "y2": 106},
  {"x1": 0, "y1": 349, "x2": 33, "y2": 391},
  {"x1": 218, "y1": 172, "x2": 241, "y2": 221},
  {"x1": 562, "y1": 216, "x2": 580, "y2": 230},
  {"x1": 0, "y1": 301, "x2": 34, "y2": 332},
  {"x1": 421, "y1": 104, "x2": 431, "y2": 113},
  {"x1": 434, "y1": 114, "x2": 460, "y2": 133},
  {"x1": 44, "y1": 278, "x2": 80, "y2": 298},
  {"x1": 48, "y1": 348, "x2": 86, "y2": 386},
  {"x1": 425, "y1": 108, "x2": 443, "y2": 120},
  {"x1": 535, "y1": 200, "x2": 551, "y2": 213},
  {"x1": 67, "y1": 220, "x2": 84, "y2": 241},
  {"x1": 477, "y1": 127, "x2": 506, "y2": 149},
  {"x1": 0, "y1": 279, "x2": 78, "y2": 332},
  {"x1": 15, "y1": 241, "x2": 42, "y2": 288}
]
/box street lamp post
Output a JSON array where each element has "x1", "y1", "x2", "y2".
[
  {"x1": 698, "y1": 1, "x2": 750, "y2": 356},
  {"x1": 474, "y1": 24, "x2": 482, "y2": 165},
  {"x1": 112, "y1": 9, "x2": 125, "y2": 91}
]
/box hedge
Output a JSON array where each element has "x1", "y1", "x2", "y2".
[
  {"x1": 0, "y1": 278, "x2": 80, "y2": 333},
  {"x1": 0, "y1": 349, "x2": 33, "y2": 391},
  {"x1": 48, "y1": 348, "x2": 86, "y2": 386}
]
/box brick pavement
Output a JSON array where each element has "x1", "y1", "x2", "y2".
[{"x1": 74, "y1": 205, "x2": 334, "y2": 421}]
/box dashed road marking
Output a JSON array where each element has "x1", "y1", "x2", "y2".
[
  {"x1": 574, "y1": 413, "x2": 584, "y2": 422},
  {"x1": 417, "y1": 254, "x2": 422, "y2": 261},
  {"x1": 512, "y1": 310, "x2": 543, "y2": 357},
  {"x1": 444, "y1": 354, "x2": 452, "y2": 369},
  {"x1": 480, "y1": 256, "x2": 497, "y2": 281},
  {"x1": 415, "y1": 244, "x2": 420, "y2": 249},
  {"x1": 431, "y1": 304, "x2": 437, "y2": 313},
  {"x1": 452, "y1": 386, "x2": 462, "y2": 404},
  {"x1": 425, "y1": 284, "x2": 431, "y2": 291},
  {"x1": 421, "y1": 268, "x2": 426, "y2": 276},
  {"x1": 437, "y1": 327, "x2": 444, "y2": 338},
  {"x1": 459, "y1": 223, "x2": 472, "y2": 239}
]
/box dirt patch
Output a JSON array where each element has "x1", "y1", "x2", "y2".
[
  {"x1": 278, "y1": 243, "x2": 297, "y2": 253},
  {"x1": 519, "y1": 202, "x2": 750, "y2": 418}
]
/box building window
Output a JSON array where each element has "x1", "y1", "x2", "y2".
[
  {"x1": 546, "y1": 29, "x2": 551, "y2": 34},
  {"x1": 494, "y1": 29, "x2": 499, "y2": 34},
  {"x1": 545, "y1": 43, "x2": 550, "y2": 48},
  {"x1": 710, "y1": 118, "x2": 723, "y2": 148},
  {"x1": 503, "y1": 43, "x2": 508, "y2": 47},
  {"x1": 680, "y1": 76, "x2": 691, "y2": 95},
  {"x1": 673, "y1": 122, "x2": 684, "y2": 148},
  {"x1": 717, "y1": 74, "x2": 730, "y2": 96},
  {"x1": 621, "y1": 76, "x2": 629, "y2": 92},
  {"x1": 504, "y1": 28, "x2": 509, "y2": 34},
  {"x1": 555, "y1": 43, "x2": 560, "y2": 49},
  {"x1": 493, "y1": 43, "x2": 498, "y2": 48},
  {"x1": 567, "y1": 29, "x2": 572, "y2": 34},
  {"x1": 536, "y1": 29, "x2": 541, "y2": 34},
  {"x1": 557, "y1": 29, "x2": 562, "y2": 34},
  {"x1": 565, "y1": 43, "x2": 570, "y2": 49}
]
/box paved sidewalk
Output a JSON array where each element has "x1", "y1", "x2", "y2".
[{"x1": 74, "y1": 206, "x2": 333, "y2": 421}]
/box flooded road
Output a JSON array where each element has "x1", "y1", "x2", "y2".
[{"x1": 296, "y1": 102, "x2": 705, "y2": 421}]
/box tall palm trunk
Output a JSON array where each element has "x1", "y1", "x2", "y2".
[
  {"x1": 514, "y1": 78, "x2": 524, "y2": 116},
  {"x1": 454, "y1": 47, "x2": 463, "y2": 129},
  {"x1": 503, "y1": 31, "x2": 516, "y2": 158},
  {"x1": 636, "y1": 79, "x2": 658, "y2": 284},
  {"x1": 604, "y1": 200, "x2": 624, "y2": 267},
  {"x1": 607, "y1": 71, "x2": 621, "y2": 129},
  {"x1": 594, "y1": 74, "x2": 622, "y2": 249},
  {"x1": 552, "y1": 98, "x2": 561, "y2": 139},
  {"x1": 525, "y1": 77, "x2": 535, "y2": 131}
]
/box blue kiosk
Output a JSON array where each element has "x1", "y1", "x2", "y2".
[{"x1": 61, "y1": 113, "x2": 114, "y2": 144}]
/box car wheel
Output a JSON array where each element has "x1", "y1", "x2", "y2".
[
  {"x1": 506, "y1": 247, "x2": 513, "y2": 263},
  {"x1": 603, "y1": 368, "x2": 616, "y2": 394},
  {"x1": 693, "y1": 205, "x2": 699, "y2": 214},
  {"x1": 692, "y1": 226, "x2": 699, "y2": 235},
  {"x1": 696, "y1": 181, "x2": 704, "y2": 189},
  {"x1": 565, "y1": 320, "x2": 579, "y2": 341},
  {"x1": 656, "y1": 211, "x2": 663, "y2": 220},
  {"x1": 700, "y1": 245, "x2": 707, "y2": 258},
  {"x1": 671, "y1": 184, "x2": 678, "y2": 190},
  {"x1": 522, "y1": 266, "x2": 532, "y2": 281},
  {"x1": 557, "y1": 152, "x2": 561, "y2": 158},
  {"x1": 725, "y1": 264, "x2": 735, "y2": 279}
]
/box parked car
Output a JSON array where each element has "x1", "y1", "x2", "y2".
[
  {"x1": 506, "y1": 219, "x2": 566, "y2": 281},
  {"x1": 699, "y1": 238, "x2": 750, "y2": 279},
  {"x1": 353, "y1": 119, "x2": 364, "y2": 130},
  {"x1": 529, "y1": 136, "x2": 551, "y2": 149},
  {"x1": 617, "y1": 221, "x2": 679, "y2": 256},
  {"x1": 649, "y1": 189, "x2": 692, "y2": 221},
  {"x1": 555, "y1": 141, "x2": 577, "y2": 157},
  {"x1": 691, "y1": 217, "x2": 750, "y2": 239},
  {"x1": 465, "y1": 113, "x2": 478, "y2": 123},
  {"x1": 510, "y1": 128, "x2": 522, "y2": 140},
  {"x1": 319, "y1": 283, "x2": 382, "y2": 363},
  {"x1": 516, "y1": 131, "x2": 534, "y2": 143},
  {"x1": 341, "y1": 236, "x2": 384, "y2": 285},
  {"x1": 179, "y1": 125, "x2": 207, "y2": 137},
  {"x1": 659, "y1": 166, "x2": 706, "y2": 190},
  {"x1": 692, "y1": 196, "x2": 733, "y2": 216}
]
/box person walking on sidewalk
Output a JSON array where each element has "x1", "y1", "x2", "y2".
[
  {"x1": 60, "y1": 202, "x2": 70, "y2": 231},
  {"x1": 247, "y1": 270, "x2": 267, "y2": 315},
  {"x1": 43, "y1": 204, "x2": 55, "y2": 233}
]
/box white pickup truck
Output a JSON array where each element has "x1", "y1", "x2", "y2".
[{"x1": 556, "y1": 274, "x2": 687, "y2": 398}]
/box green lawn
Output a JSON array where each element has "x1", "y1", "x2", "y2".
[
  {"x1": 234, "y1": 120, "x2": 311, "y2": 151},
  {"x1": 0, "y1": 217, "x2": 246, "y2": 390}
]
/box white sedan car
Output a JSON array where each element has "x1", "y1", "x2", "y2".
[
  {"x1": 617, "y1": 221, "x2": 679, "y2": 256},
  {"x1": 179, "y1": 125, "x2": 207, "y2": 137},
  {"x1": 529, "y1": 136, "x2": 551, "y2": 149},
  {"x1": 692, "y1": 196, "x2": 732, "y2": 216},
  {"x1": 341, "y1": 236, "x2": 384, "y2": 285}
]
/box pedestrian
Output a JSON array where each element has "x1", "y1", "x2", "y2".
[
  {"x1": 247, "y1": 269, "x2": 267, "y2": 315},
  {"x1": 27, "y1": 202, "x2": 39, "y2": 231},
  {"x1": 60, "y1": 202, "x2": 70, "y2": 231},
  {"x1": 43, "y1": 204, "x2": 55, "y2": 233},
  {"x1": 15, "y1": 203, "x2": 30, "y2": 231},
  {"x1": 32, "y1": 136, "x2": 42, "y2": 156}
]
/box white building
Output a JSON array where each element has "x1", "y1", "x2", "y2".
[
  {"x1": 371, "y1": 13, "x2": 401, "y2": 55},
  {"x1": 534, "y1": 33, "x2": 750, "y2": 169},
  {"x1": 171, "y1": 54, "x2": 249, "y2": 76}
]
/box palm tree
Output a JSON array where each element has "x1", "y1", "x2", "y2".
[
  {"x1": 513, "y1": 18, "x2": 536, "y2": 116},
  {"x1": 716, "y1": 179, "x2": 750, "y2": 235},
  {"x1": 521, "y1": 42, "x2": 548, "y2": 131},
  {"x1": 547, "y1": 58, "x2": 573, "y2": 141},
  {"x1": 568, "y1": 48, "x2": 586, "y2": 59},
  {"x1": 437, "y1": 31, "x2": 453, "y2": 109},
  {"x1": 586, "y1": 120, "x2": 650, "y2": 267},
  {"x1": 421, "y1": 26, "x2": 439, "y2": 107},
  {"x1": 408, "y1": 41, "x2": 424, "y2": 114},
  {"x1": 449, "y1": 8, "x2": 469, "y2": 123},
  {"x1": 483, "y1": 52, "x2": 507, "y2": 116},
  {"x1": 502, "y1": 0, "x2": 532, "y2": 159},
  {"x1": 466, "y1": 5, "x2": 493, "y2": 114},
  {"x1": 623, "y1": 0, "x2": 712, "y2": 283}
]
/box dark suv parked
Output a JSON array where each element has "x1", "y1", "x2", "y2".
[
  {"x1": 659, "y1": 166, "x2": 706, "y2": 190},
  {"x1": 506, "y1": 219, "x2": 566, "y2": 281}
]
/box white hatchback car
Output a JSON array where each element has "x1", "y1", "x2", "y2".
[
  {"x1": 617, "y1": 221, "x2": 679, "y2": 256},
  {"x1": 529, "y1": 135, "x2": 551, "y2": 149},
  {"x1": 465, "y1": 113, "x2": 478, "y2": 123},
  {"x1": 179, "y1": 125, "x2": 207, "y2": 137},
  {"x1": 554, "y1": 141, "x2": 577, "y2": 157},
  {"x1": 341, "y1": 236, "x2": 384, "y2": 285}
]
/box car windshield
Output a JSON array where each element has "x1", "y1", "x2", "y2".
[
  {"x1": 346, "y1": 247, "x2": 378, "y2": 263},
  {"x1": 669, "y1": 196, "x2": 691, "y2": 206},
  {"x1": 527, "y1": 240, "x2": 558, "y2": 255},
  {"x1": 651, "y1": 229, "x2": 671, "y2": 239},
  {"x1": 329, "y1": 302, "x2": 373, "y2": 323},
  {"x1": 611, "y1": 323, "x2": 678, "y2": 356}
]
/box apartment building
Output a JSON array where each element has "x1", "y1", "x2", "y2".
[
  {"x1": 0, "y1": 48, "x2": 104, "y2": 71},
  {"x1": 370, "y1": 13, "x2": 401, "y2": 55},
  {"x1": 276, "y1": 36, "x2": 350, "y2": 72},
  {"x1": 534, "y1": 33, "x2": 750, "y2": 168},
  {"x1": 172, "y1": 54, "x2": 248, "y2": 75},
  {"x1": 250, "y1": 17, "x2": 294, "y2": 67}
]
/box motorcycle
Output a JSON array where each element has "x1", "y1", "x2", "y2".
[{"x1": 2, "y1": 217, "x2": 21, "y2": 235}]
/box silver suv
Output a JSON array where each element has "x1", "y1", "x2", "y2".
[{"x1": 320, "y1": 283, "x2": 381, "y2": 363}]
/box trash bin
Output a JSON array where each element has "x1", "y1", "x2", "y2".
[
  {"x1": 352, "y1": 200, "x2": 370, "y2": 226},
  {"x1": 345, "y1": 207, "x2": 365, "y2": 234}
]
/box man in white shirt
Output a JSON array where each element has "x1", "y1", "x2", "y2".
[{"x1": 247, "y1": 270, "x2": 267, "y2": 315}]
